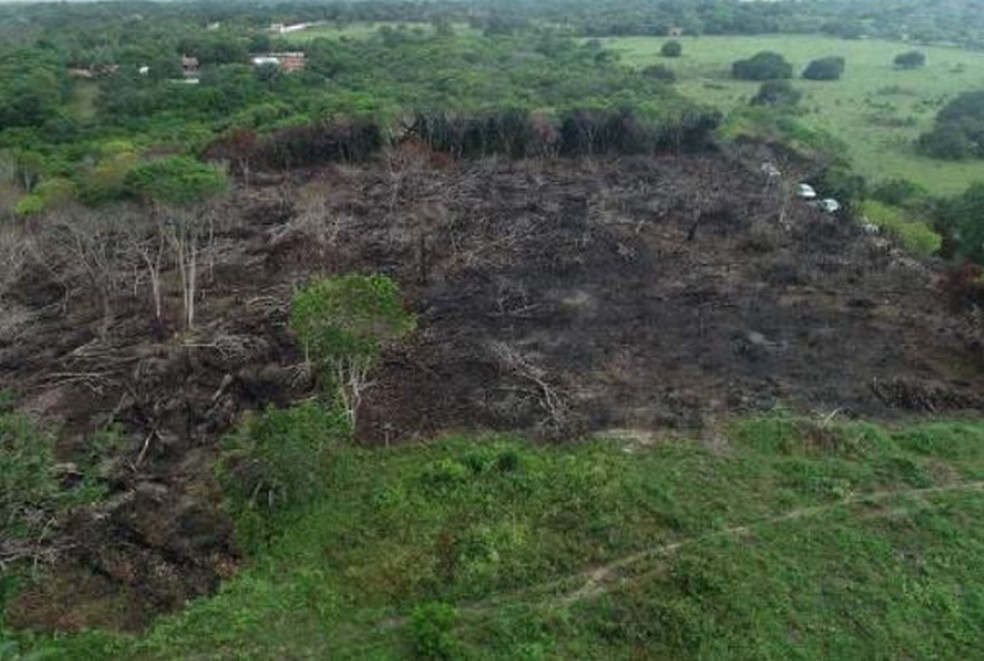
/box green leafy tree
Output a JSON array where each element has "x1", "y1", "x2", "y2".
[
  {"x1": 0, "y1": 397, "x2": 103, "y2": 564},
  {"x1": 13, "y1": 194, "x2": 43, "y2": 217},
  {"x1": 124, "y1": 155, "x2": 228, "y2": 206},
  {"x1": 917, "y1": 91, "x2": 984, "y2": 160},
  {"x1": 217, "y1": 402, "x2": 349, "y2": 550},
  {"x1": 410, "y1": 602, "x2": 461, "y2": 660},
  {"x1": 290, "y1": 274, "x2": 416, "y2": 428},
  {"x1": 894, "y1": 50, "x2": 926, "y2": 69},
  {"x1": 802, "y1": 56, "x2": 845, "y2": 81},
  {"x1": 661, "y1": 40, "x2": 682, "y2": 58},
  {"x1": 950, "y1": 183, "x2": 984, "y2": 263},
  {"x1": 751, "y1": 79, "x2": 802, "y2": 107},
  {"x1": 732, "y1": 51, "x2": 793, "y2": 80},
  {"x1": 641, "y1": 64, "x2": 676, "y2": 82}
]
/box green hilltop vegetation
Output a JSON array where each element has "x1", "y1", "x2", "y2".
[{"x1": 6, "y1": 407, "x2": 984, "y2": 658}]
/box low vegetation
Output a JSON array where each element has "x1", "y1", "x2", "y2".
[
  {"x1": 7, "y1": 408, "x2": 984, "y2": 658},
  {"x1": 860, "y1": 200, "x2": 941, "y2": 257},
  {"x1": 750, "y1": 80, "x2": 802, "y2": 107}
]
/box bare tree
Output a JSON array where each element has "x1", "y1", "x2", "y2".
[
  {"x1": 116, "y1": 209, "x2": 168, "y2": 333},
  {"x1": 137, "y1": 227, "x2": 166, "y2": 329},
  {"x1": 161, "y1": 207, "x2": 203, "y2": 331},
  {"x1": 44, "y1": 209, "x2": 128, "y2": 338},
  {"x1": 0, "y1": 227, "x2": 27, "y2": 306}
]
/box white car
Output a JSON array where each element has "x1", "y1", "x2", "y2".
[
  {"x1": 820, "y1": 198, "x2": 841, "y2": 213},
  {"x1": 796, "y1": 183, "x2": 817, "y2": 199},
  {"x1": 760, "y1": 162, "x2": 781, "y2": 179}
]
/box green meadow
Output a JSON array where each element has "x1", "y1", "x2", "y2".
[
  {"x1": 606, "y1": 35, "x2": 984, "y2": 195},
  {"x1": 10, "y1": 412, "x2": 984, "y2": 659},
  {"x1": 279, "y1": 21, "x2": 481, "y2": 43}
]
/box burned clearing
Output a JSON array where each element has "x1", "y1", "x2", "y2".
[{"x1": 1, "y1": 148, "x2": 982, "y2": 630}]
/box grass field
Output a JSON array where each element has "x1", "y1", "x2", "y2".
[
  {"x1": 8, "y1": 411, "x2": 984, "y2": 659},
  {"x1": 606, "y1": 35, "x2": 984, "y2": 196},
  {"x1": 279, "y1": 21, "x2": 480, "y2": 43}
]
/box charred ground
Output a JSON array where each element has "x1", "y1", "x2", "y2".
[{"x1": 2, "y1": 147, "x2": 982, "y2": 630}]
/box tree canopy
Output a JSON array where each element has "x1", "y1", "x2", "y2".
[
  {"x1": 661, "y1": 40, "x2": 682, "y2": 57},
  {"x1": 750, "y1": 79, "x2": 802, "y2": 107},
  {"x1": 802, "y1": 56, "x2": 845, "y2": 81},
  {"x1": 124, "y1": 156, "x2": 228, "y2": 206},
  {"x1": 894, "y1": 50, "x2": 926, "y2": 69},
  {"x1": 290, "y1": 273, "x2": 416, "y2": 426},
  {"x1": 917, "y1": 90, "x2": 984, "y2": 160},
  {"x1": 732, "y1": 51, "x2": 793, "y2": 81}
]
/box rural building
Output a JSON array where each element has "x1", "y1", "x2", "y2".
[
  {"x1": 269, "y1": 22, "x2": 312, "y2": 34},
  {"x1": 667, "y1": 26, "x2": 685, "y2": 37},
  {"x1": 67, "y1": 64, "x2": 119, "y2": 78},
  {"x1": 181, "y1": 55, "x2": 199, "y2": 76},
  {"x1": 251, "y1": 52, "x2": 306, "y2": 72}
]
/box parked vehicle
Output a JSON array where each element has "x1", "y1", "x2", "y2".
[
  {"x1": 796, "y1": 183, "x2": 817, "y2": 199},
  {"x1": 760, "y1": 162, "x2": 781, "y2": 179}
]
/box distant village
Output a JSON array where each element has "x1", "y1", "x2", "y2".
[{"x1": 67, "y1": 22, "x2": 311, "y2": 83}]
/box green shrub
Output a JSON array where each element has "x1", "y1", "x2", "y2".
[
  {"x1": 894, "y1": 50, "x2": 926, "y2": 69},
  {"x1": 641, "y1": 64, "x2": 676, "y2": 82},
  {"x1": 860, "y1": 200, "x2": 941, "y2": 257},
  {"x1": 290, "y1": 273, "x2": 415, "y2": 427},
  {"x1": 13, "y1": 194, "x2": 43, "y2": 217},
  {"x1": 732, "y1": 51, "x2": 793, "y2": 81},
  {"x1": 124, "y1": 155, "x2": 228, "y2": 206},
  {"x1": 661, "y1": 40, "x2": 682, "y2": 58},
  {"x1": 802, "y1": 56, "x2": 846, "y2": 81},
  {"x1": 871, "y1": 178, "x2": 928, "y2": 207},
  {"x1": 0, "y1": 408, "x2": 59, "y2": 539},
  {"x1": 750, "y1": 80, "x2": 802, "y2": 107},
  {"x1": 217, "y1": 402, "x2": 349, "y2": 549},
  {"x1": 410, "y1": 602, "x2": 460, "y2": 660}
]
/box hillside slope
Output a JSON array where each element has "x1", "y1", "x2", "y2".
[{"x1": 2, "y1": 148, "x2": 983, "y2": 633}]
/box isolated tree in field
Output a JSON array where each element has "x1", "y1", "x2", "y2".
[
  {"x1": 802, "y1": 56, "x2": 845, "y2": 81},
  {"x1": 949, "y1": 183, "x2": 984, "y2": 263},
  {"x1": 732, "y1": 51, "x2": 793, "y2": 81},
  {"x1": 751, "y1": 79, "x2": 802, "y2": 107},
  {"x1": 917, "y1": 90, "x2": 984, "y2": 160},
  {"x1": 125, "y1": 156, "x2": 228, "y2": 330},
  {"x1": 290, "y1": 274, "x2": 415, "y2": 429},
  {"x1": 661, "y1": 40, "x2": 682, "y2": 58},
  {"x1": 894, "y1": 50, "x2": 926, "y2": 69},
  {"x1": 642, "y1": 64, "x2": 676, "y2": 82}
]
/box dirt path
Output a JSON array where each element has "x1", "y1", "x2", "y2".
[{"x1": 554, "y1": 479, "x2": 984, "y2": 606}]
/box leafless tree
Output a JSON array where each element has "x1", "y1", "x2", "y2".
[
  {"x1": 116, "y1": 209, "x2": 167, "y2": 331},
  {"x1": 0, "y1": 227, "x2": 27, "y2": 306},
  {"x1": 44, "y1": 209, "x2": 128, "y2": 338},
  {"x1": 161, "y1": 207, "x2": 204, "y2": 331}
]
